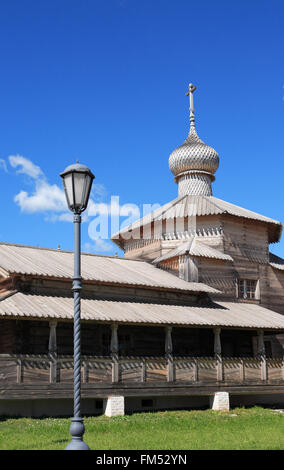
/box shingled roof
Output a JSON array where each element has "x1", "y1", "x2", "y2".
[
  {"x1": 0, "y1": 242, "x2": 219, "y2": 294},
  {"x1": 111, "y1": 195, "x2": 282, "y2": 246},
  {"x1": 153, "y1": 238, "x2": 233, "y2": 265},
  {"x1": 269, "y1": 252, "x2": 284, "y2": 271},
  {"x1": 1, "y1": 291, "x2": 284, "y2": 330}
]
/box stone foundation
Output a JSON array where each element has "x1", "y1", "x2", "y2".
[
  {"x1": 104, "y1": 396, "x2": 125, "y2": 417},
  {"x1": 0, "y1": 392, "x2": 283, "y2": 417},
  {"x1": 209, "y1": 392, "x2": 230, "y2": 411}
]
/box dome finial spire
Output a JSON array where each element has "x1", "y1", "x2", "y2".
[
  {"x1": 169, "y1": 83, "x2": 219, "y2": 197},
  {"x1": 185, "y1": 83, "x2": 197, "y2": 128}
]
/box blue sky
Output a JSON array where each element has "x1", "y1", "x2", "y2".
[{"x1": 0, "y1": 0, "x2": 284, "y2": 257}]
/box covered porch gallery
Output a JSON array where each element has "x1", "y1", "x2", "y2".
[
  {"x1": 0, "y1": 318, "x2": 279, "y2": 358},
  {"x1": 0, "y1": 292, "x2": 284, "y2": 390},
  {"x1": 1, "y1": 319, "x2": 283, "y2": 388}
]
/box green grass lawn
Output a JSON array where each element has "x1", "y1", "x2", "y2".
[{"x1": 0, "y1": 407, "x2": 283, "y2": 450}]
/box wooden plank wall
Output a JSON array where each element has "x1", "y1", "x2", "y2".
[
  {"x1": 198, "y1": 258, "x2": 236, "y2": 297},
  {"x1": 22, "y1": 357, "x2": 50, "y2": 384},
  {"x1": 0, "y1": 320, "x2": 15, "y2": 353},
  {"x1": 223, "y1": 216, "x2": 268, "y2": 263},
  {"x1": 0, "y1": 357, "x2": 17, "y2": 383},
  {"x1": 262, "y1": 266, "x2": 284, "y2": 315}
]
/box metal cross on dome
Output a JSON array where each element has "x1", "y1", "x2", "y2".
[{"x1": 185, "y1": 83, "x2": 197, "y2": 126}]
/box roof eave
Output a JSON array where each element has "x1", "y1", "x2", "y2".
[{"x1": 2, "y1": 271, "x2": 220, "y2": 296}]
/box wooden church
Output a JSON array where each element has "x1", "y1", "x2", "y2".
[{"x1": 0, "y1": 84, "x2": 284, "y2": 417}]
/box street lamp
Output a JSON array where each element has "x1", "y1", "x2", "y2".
[{"x1": 60, "y1": 162, "x2": 95, "y2": 450}]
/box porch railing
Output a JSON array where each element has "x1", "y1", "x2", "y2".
[{"x1": 0, "y1": 354, "x2": 283, "y2": 386}]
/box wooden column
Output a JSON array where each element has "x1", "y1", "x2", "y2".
[
  {"x1": 165, "y1": 326, "x2": 175, "y2": 382},
  {"x1": 193, "y1": 358, "x2": 199, "y2": 382},
  {"x1": 141, "y1": 358, "x2": 146, "y2": 383},
  {"x1": 214, "y1": 327, "x2": 223, "y2": 382},
  {"x1": 257, "y1": 329, "x2": 267, "y2": 381},
  {"x1": 214, "y1": 327, "x2": 222, "y2": 356},
  {"x1": 16, "y1": 356, "x2": 23, "y2": 383},
  {"x1": 82, "y1": 360, "x2": 89, "y2": 384},
  {"x1": 110, "y1": 323, "x2": 120, "y2": 383},
  {"x1": 48, "y1": 321, "x2": 58, "y2": 383},
  {"x1": 243, "y1": 280, "x2": 247, "y2": 299},
  {"x1": 239, "y1": 359, "x2": 245, "y2": 383},
  {"x1": 165, "y1": 326, "x2": 173, "y2": 355},
  {"x1": 48, "y1": 321, "x2": 57, "y2": 354}
]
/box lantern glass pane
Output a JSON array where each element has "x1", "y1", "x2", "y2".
[
  {"x1": 63, "y1": 173, "x2": 74, "y2": 209},
  {"x1": 73, "y1": 172, "x2": 86, "y2": 208},
  {"x1": 82, "y1": 174, "x2": 92, "y2": 208}
]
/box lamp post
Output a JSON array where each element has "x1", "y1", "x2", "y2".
[{"x1": 60, "y1": 162, "x2": 94, "y2": 451}]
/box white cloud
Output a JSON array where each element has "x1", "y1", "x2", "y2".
[
  {"x1": 44, "y1": 212, "x2": 73, "y2": 223},
  {"x1": 83, "y1": 239, "x2": 114, "y2": 253},
  {"x1": 14, "y1": 179, "x2": 67, "y2": 214},
  {"x1": 8, "y1": 155, "x2": 68, "y2": 215},
  {"x1": 0, "y1": 159, "x2": 7, "y2": 172},
  {"x1": 9, "y1": 155, "x2": 43, "y2": 179},
  {"x1": 8, "y1": 155, "x2": 150, "y2": 251}
]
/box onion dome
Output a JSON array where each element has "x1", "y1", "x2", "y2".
[{"x1": 169, "y1": 84, "x2": 219, "y2": 197}]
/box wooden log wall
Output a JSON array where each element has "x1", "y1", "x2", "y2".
[
  {"x1": 0, "y1": 320, "x2": 15, "y2": 353},
  {"x1": 29, "y1": 276, "x2": 199, "y2": 306},
  {"x1": 262, "y1": 265, "x2": 284, "y2": 315},
  {"x1": 198, "y1": 258, "x2": 236, "y2": 298},
  {"x1": 120, "y1": 213, "x2": 283, "y2": 316},
  {"x1": 223, "y1": 216, "x2": 268, "y2": 263}
]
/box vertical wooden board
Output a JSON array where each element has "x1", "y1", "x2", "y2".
[
  {"x1": 146, "y1": 361, "x2": 167, "y2": 382},
  {"x1": 197, "y1": 360, "x2": 217, "y2": 383},
  {"x1": 59, "y1": 369, "x2": 74, "y2": 383},
  {"x1": 267, "y1": 360, "x2": 284, "y2": 382},
  {"x1": 223, "y1": 360, "x2": 242, "y2": 383},
  {"x1": 22, "y1": 360, "x2": 50, "y2": 384},
  {"x1": 120, "y1": 362, "x2": 142, "y2": 383},
  {"x1": 0, "y1": 359, "x2": 17, "y2": 383},
  {"x1": 175, "y1": 362, "x2": 195, "y2": 382},
  {"x1": 244, "y1": 360, "x2": 261, "y2": 382},
  {"x1": 87, "y1": 362, "x2": 112, "y2": 383},
  {"x1": 58, "y1": 360, "x2": 74, "y2": 383}
]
